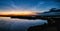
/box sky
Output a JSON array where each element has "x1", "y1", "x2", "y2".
[
  {"x1": 0, "y1": 0, "x2": 60, "y2": 31},
  {"x1": 0, "y1": 0, "x2": 60, "y2": 12}
]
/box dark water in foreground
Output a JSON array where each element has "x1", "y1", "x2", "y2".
[{"x1": 0, "y1": 17, "x2": 47, "y2": 31}]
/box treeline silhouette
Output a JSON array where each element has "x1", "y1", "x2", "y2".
[{"x1": 27, "y1": 8, "x2": 60, "y2": 31}]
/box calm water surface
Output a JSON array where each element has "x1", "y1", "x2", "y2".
[{"x1": 0, "y1": 17, "x2": 47, "y2": 31}]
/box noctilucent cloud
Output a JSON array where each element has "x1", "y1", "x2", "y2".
[
  {"x1": 0, "y1": 0, "x2": 60, "y2": 31},
  {"x1": 0, "y1": 0, "x2": 60, "y2": 12}
]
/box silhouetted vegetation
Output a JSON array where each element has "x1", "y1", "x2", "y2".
[{"x1": 27, "y1": 8, "x2": 60, "y2": 31}]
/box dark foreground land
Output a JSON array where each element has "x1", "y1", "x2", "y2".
[
  {"x1": 28, "y1": 18, "x2": 60, "y2": 31},
  {"x1": 27, "y1": 23, "x2": 57, "y2": 31}
]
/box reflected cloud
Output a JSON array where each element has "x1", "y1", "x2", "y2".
[{"x1": 0, "y1": 17, "x2": 47, "y2": 31}]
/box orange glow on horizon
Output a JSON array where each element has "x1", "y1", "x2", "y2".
[{"x1": 0, "y1": 11, "x2": 37, "y2": 16}]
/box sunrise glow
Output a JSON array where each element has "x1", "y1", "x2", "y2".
[{"x1": 0, "y1": 11, "x2": 37, "y2": 16}]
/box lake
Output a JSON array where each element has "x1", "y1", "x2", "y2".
[{"x1": 0, "y1": 17, "x2": 47, "y2": 31}]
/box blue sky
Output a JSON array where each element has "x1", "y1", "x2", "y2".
[
  {"x1": 0, "y1": 0, "x2": 60, "y2": 12},
  {"x1": 0, "y1": 0, "x2": 60, "y2": 30}
]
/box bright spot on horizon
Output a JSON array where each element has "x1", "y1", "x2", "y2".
[{"x1": 0, "y1": 11, "x2": 37, "y2": 16}]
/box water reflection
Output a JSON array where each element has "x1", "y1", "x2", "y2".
[{"x1": 0, "y1": 17, "x2": 47, "y2": 31}]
